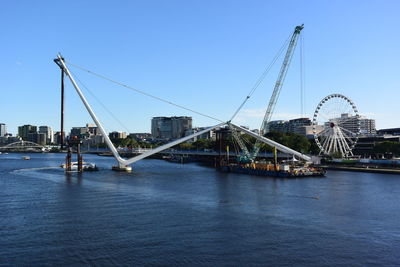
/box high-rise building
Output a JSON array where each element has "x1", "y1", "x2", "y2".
[
  {"x1": 0, "y1": 123, "x2": 6, "y2": 136},
  {"x1": 86, "y1": 123, "x2": 98, "y2": 135},
  {"x1": 18, "y1": 125, "x2": 37, "y2": 140},
  {"x1": 266, "y1": 120, "x2": 288, "y2": 134},
  {"x1": 171, "y1": 116, "x2": 192, "y2": 139},
  {"x1": 70, "y1": 127, "x2": 89, "y2": 139},
  {"x1": 359, "y1": 116, "x2": 376, "y2": 135},
  {"x1": 151, "y1": 117, "x2": 173, "y2": 139},
  {"x1": 287, "y1": 118, "x2": 312, "y2": 135},
  {"x1": 266, "y1": 118, "x2": 312, "y2": 136},
  {"x1": 27, "y1": 133, "x2": 46, "y2": 145},
  {"x1": 54, "y1": 131, "x2": 64, "y2": 145},
  {"x1": 377, "y1": 128, "x2": 400, "y2": 136},
  {"x1": 151, "y1": 116, "x2": 192, "y2": 140},
  {"x1": 0, "y1": 136, "x2": 21, "y2": 145},
  {"x1": 330, "y1": 114, "x2": 376, "y2": 135},
  {"x1": 184, "y1": 127, "x2": 216, "y2": 142},
  {"x1": 39, "y1": 126, "x2": 54, "y2": 144}
]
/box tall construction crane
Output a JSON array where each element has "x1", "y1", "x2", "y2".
[{"x1": 251, "y1": 24, "x2": 304, "y2": 159}]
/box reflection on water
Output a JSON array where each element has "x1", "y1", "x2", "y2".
[{"x1": 1, "y1": 153, "x2": 399, "y2": 266}]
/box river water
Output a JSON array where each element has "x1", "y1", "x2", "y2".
[{"x1": 0, "y1": 153, "x2": 399, "y2": 266}]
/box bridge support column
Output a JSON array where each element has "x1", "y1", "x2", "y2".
[
  {"x1": 112, "y1": 163, "x2": 132, "y2": 172},
  {"x1": 77, "y1": 143, "x2": 83, "y2": 173},
  {"x1": 66, "y1": 147, "x2": 72, "y2": 172}
]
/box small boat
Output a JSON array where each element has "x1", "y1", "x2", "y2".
[
  {"x1": 22, "y1": 156, "x2": 30, "y2": 160},
  {"x1": 60, "y1": 162, "x2": 98, "y2": 171}
]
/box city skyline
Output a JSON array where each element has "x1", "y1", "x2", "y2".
[
  {"x1": 0, "y1": 110, "x2": 394, "y2": 138},
  {"x1": 1, "y1": 0, "x2": 399, "y2": 134}
]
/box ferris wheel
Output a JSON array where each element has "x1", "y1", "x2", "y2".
[{"x1": 312, "y1": 94, "x2": 360, "y2": 158}]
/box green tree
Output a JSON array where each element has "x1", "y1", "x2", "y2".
[
  {"x1": 178, "y1": 142, "x2": 194, "y2": 150},
  {"x1": 373, "y1": 141, "x2": 400, "y2": 156},
  {"x1": 192, "y1": 139, "x2": 215, "y2": 150},
  {"x1": 264, "y1": 131, "x2": 312, "y2": 154}
]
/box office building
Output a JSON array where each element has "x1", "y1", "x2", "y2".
[
  {"x1": 377, "y1": 128, "x2": 400, "y2": 136},
  {"x1": 82, "y1": 134, "x2": 105, "y2": 147},
  {"x1": 86, "y1": 123, "x2": 98, "y2": 135},
  {"x1": 287, "y1": 118, "x2": 312, "y2": 135},
  {"x1": 18, "y1": 125, "x2": 37, "y2": 140},
  {"x1": 152, "y1": 117, "x2": 172, "y2": 139},
  {"x1": 27, "y1": 132, "x2": 46, "y2": 145},
  {"x1": 39, "y1": 126, "x2": 54, "y2": 144},
  {"x1": 54, "y1": 131, "x2": 64, "y2": 145},
  {"x1": 265, "y1": 120, "x2": 287, "y2": 134},
  {"x1": 329, "y1": 114, "x2": 376, "y2": 135},
  {"x1": 266, "y1": 118, "x2": 313, "y2": 136},
  {"x1": 151, "y1": 116, "x2": 192, "y2": 140},
  {"x1": 0, "y1": 136, "x2": 21, "y2": 145},
  {"x1": 70, "y1": 127, "x2": 89, "y2": 139},
  {"x1": 0, "y1": 123, "x2": 6, "y2": 137},
  {"x1": 184, "y1": 127, "x2": 216, "y2": 142}
]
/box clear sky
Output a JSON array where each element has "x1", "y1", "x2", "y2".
[{"x1": 1, "y1": 0, "x2": 399, "y2": 135}]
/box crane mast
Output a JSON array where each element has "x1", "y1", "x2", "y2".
[{"x1": 252, "y1": 24, "x2": 303, "y2": 159}]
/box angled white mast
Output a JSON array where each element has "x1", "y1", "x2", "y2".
[
  {"x1": 57, "y1": 54, "x2": 224, "y2": 170},
  {"x1": 57, "y1": 54, "x2": 124, "y2": 163}
]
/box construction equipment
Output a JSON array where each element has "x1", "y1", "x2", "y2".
[{"x1": 251, "y1": 24, "x2": 304, "y2": 160}]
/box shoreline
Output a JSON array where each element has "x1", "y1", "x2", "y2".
[{"x1": 322, "y1": 165, "x2": 400, "y2": 175}]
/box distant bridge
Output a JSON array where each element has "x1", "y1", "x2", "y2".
[{"x1": 0, "y1": 141, "x2": 46, "y2": 152}]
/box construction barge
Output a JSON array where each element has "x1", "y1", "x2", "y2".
[{"x1": 220, "y1": 162, "x2": 326, "y2": 178}]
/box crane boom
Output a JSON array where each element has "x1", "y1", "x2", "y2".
[
  {"x1": 252, "y1": 24, "x2": 303, "y2": 159},
  {"x1": 229, "y1": 124, "x2": 251, "y2": 161}
]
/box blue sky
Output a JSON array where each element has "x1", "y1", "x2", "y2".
[{"x1": 1, "y1": 0, "x2": 399, "y2": 134}]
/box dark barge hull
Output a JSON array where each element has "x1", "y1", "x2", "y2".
[{"x1": 219, "y1": 165, "x2": 326, "y2": 178}]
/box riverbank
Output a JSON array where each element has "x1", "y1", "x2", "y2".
[{"x1": 323, "y1": 165, "x2": 400, "y2": 175}]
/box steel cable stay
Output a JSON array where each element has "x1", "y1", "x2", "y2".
[
  {"x1": 71, "y1": 70, "x2": 133, "y2": 134},
  {"x1": 230, "y1": 134, "x2": 241, "y2": 158},
  {"x1": 229, "y1": 34, "x2": 291, "y2": 122},
  {"x1": 65, "y1": 61, "x2": 224, "y2": 123},
  {"x1": 299, "y1": 32, "x2": 305, "y2": 117},
  {"x1": 228, "y1": 124, "x2": 251, "y2": 160}
]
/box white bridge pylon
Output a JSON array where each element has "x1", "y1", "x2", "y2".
[{"x1": 57, "y1": 54, "x2": 311, "y2": 170}]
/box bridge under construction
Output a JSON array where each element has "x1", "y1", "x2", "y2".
[{"x1": 54, "y1": 24, "x2": 314, "y2": 172}]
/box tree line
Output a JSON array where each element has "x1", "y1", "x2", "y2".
[{"x1": 107, "y1": 132, "x2": 400, "y2": 157}]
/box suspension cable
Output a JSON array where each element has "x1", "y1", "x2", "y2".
[
  {"x1": 300, "y1": 33, "x2": 305, "y2": 117},
  {"x1": 231, "y1": 134, "x2": 240, "y2": 156},
  {"x1": 71, "y1": 70, "x2": 133, "y2": 133},
  {"x1": 229, "y1": 34, "x2": 291, "y2": 121},
  {"x1": 66, "y1": 61, "x2": 225, "y2": 123}
]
